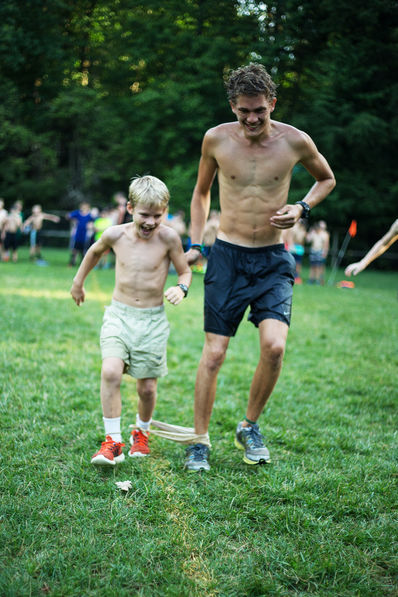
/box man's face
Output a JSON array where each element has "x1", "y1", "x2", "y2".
[
  {"x1": 230, "y1": 94, "x2": 276, "y2": 138},
  {"x1": 129, "y1": 202, "x2": 165, "y2": 240}
]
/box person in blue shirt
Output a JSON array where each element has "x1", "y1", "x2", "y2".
[{"x1": 67, "y1": 201, "x2": 95, "y2": 266}]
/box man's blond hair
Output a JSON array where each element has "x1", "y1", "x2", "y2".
[{"x1": 128, "y1": 175, "x2": 170, "y2": 209}]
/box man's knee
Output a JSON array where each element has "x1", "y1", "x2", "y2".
[
  {"x1": 260, "y1": 337, "x2": 286, "y2": 368},
  {"x1": 203, "y1": 344, "x2": 228, "y2": 372}
]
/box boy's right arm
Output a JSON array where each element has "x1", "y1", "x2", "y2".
[{"x1": 70, "y1": 233, "x2": 111, "y2": 306}]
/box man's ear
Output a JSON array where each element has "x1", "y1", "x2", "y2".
[
  {"x1": 270, "y1": 97, "x2": 277, "y2": 112},
  {"x1": 229, "y1": 100, "x2": 237, "y2": 114}
]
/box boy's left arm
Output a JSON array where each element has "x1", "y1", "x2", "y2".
[{"x1": 164, "y1": 233, "x2": 192, "y2": 306}]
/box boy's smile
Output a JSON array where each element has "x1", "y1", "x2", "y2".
[{"x1": 131, "y1": 204, "x2": 165, "y2": 239}]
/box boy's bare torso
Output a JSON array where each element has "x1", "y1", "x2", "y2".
[
  {"x1": 209, "y1": 120, "x2": 307, "y2": 247},
  {"x1": 29, "y1": 213, "x2": 46, "y2": 230},
  {"x1": 309, "y1": 230, "x2": 329, "y2": 252},
  {"x1": 5, "y1": 212, "x2": 22, "y2": 233},
  {"x1": 106, "y1": 223, "x2": 173, "y2": 308}
]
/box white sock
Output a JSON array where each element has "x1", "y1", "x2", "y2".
[
  {"x1": 103, "y1": 416, "x2": 122, "y2": 442},
  {"x1": 136, "y1": 413, "x2": 151, "y2": 432}
]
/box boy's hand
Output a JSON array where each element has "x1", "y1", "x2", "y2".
[
  {"x1": 70, "y1": 282, "x2": 85, "y2": 306},
  {"x1": 164, "y1": 285, "x2": 185, "y2": 305},
  {"x1": 185, "y1": 248, "x2": 201, "y2": 265}
]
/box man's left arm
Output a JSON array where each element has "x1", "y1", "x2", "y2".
[{"x1": 271, "y1": 133, "x2": 336, "y2": 229}]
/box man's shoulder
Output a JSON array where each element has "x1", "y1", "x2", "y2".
[
  {"x1": 274, "y1": 120, "x2": 311, "y2": 144},
  {"x1": 205, "y1": 122, "x2": 237, "y2": 140}
]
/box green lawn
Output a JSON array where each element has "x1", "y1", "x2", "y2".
[{"x1": 1, "y1": 249, "x2": 397, "y2": 596}]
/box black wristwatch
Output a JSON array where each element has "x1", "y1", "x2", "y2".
[
  {"x1": 177, "y1": 283, "x2": 189, "y2": 297},
  {"x1": 295, "y1": 200, "x2": 311, "y2": 219}
]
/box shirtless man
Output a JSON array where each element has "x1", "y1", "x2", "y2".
[
  {"x1": 70, "y1": 175, "x2": 192, "y2": 465},
  {"x1": 184, "y1": 64, "x2": 335, "y2": 471},
  {"x1": 307, "y1": 220, "x2": 330, "y2": 284},
  {"x1": 23, "y1": 204, "x2": 61, "y2": 260},
  {"x1": 345, "y1": 218, "x2": 398, "y2": 276}
]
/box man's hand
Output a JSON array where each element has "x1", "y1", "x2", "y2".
[
  {"x1": 185, "y1": 248, "x2": 201, "y2": 265},
  {"x1": 164, "y1": 285, "x2": 185, "y2": 305},
  {"x1": 270, "y1": 204, "x2": 303, "y2": 229},
  {"x1": 70, "y1": 282, "x2": 85, "y2": 306}
]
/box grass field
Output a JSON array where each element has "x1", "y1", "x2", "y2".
[{"x1": 1, "y1": 248, "x2": 397, "y2": 596}]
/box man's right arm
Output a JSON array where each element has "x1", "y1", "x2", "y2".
[{"x1": 187, "y1": 132, "x2": 218, "y2": 264}]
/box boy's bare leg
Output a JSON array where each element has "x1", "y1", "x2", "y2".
[
  {"x1": 100, "y1": 357, "x2": 124, "y2": 418},
  {"x1": 194, "y1": 333, "x2": 230, "y2": 435},
  {"x1": 91, "y1": 357, "x2": 125, "y2": 465},
  {"x1": 244, "y1": 318, "x2": 289, "y2": 425},
  {"x1": 136, "y1": 378, "x2": 157, "y2": 422},
  {"x1": 129, "y1": 378, "x2": 157, "y2": 457}
]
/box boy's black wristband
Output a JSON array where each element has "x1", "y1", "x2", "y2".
[{"x1": 190, "y1": 243, "x2": 203, "y2": 254}]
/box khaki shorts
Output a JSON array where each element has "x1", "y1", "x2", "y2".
[{"x1": 100, "y1": 300, "x2": 170, "y2": 379}]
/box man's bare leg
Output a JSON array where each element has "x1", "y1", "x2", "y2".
[
  {"x1": 244, "y1": 318, "x2": 289, "y2": 426},
  {"x1": 194, "y1": 332, "x2": 230, "y2": 435},
  {"x1": 234, "y1": 319, "x2": 289, "y2": 464}
]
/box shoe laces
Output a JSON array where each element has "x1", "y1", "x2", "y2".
[
  {"x1": 243, "y1": 424, "x2": 264, "y2": 448},
  {"x1": 102, "y1": 436, "x2": 125, "y2": 453},
  {"x1": 187, "y1": 443, "x2": 208, "y2": 461},
  {"x1": 131, "y1": 428, "x2": 149, "y2": 448}
]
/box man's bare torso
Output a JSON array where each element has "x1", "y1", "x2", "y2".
[
  {"x1": 106, "y1": 223, "x2": 171, "y2": 308},
  {"x1": 210, "y1": 120, "x2": 305, "y2": 247}
]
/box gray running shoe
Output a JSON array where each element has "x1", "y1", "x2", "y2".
[
  {"x1": 234, "y1": 422, "x2": 270, "y2": 465},
  {"x1": 184, "y1": 443, "x2": 210, "y2": 472}
]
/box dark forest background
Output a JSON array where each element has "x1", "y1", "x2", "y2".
[{"x1": 0, "y1": 0, "x2": 397, "y2": 256}]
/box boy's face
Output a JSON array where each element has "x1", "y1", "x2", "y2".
[{"x1": 129, "y1": 202, "x2": 166, "y2": 240}]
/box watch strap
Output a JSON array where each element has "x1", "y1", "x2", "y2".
[
  {"x1": 177, "y1": 283, "x2": 188, "y2": 297},
  {"x1": 295, "y1": 201, "x2": 310, "y2": 219}
]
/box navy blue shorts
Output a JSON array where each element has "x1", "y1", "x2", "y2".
[{"x1": 204, "y1": 239, "x2": 296, "y2": 337}]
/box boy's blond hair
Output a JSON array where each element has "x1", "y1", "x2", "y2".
[{"x1": 128, "y1": 175, "x2": 170, "y2": 209}]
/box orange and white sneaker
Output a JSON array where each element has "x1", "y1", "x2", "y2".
[
  {"x1": 91, "y1": 436, "x2": 125, "y2": 466},
  {"x1": 129, "y1": 429, "x2": 150, "y2": 458}
]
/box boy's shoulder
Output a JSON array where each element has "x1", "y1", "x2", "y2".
[
  {"x1": 158, "y1": 223, "x2": 181, "y2": 245},
  {"x1": 102, "y1": 222, "x2": 131, "y2": 243}
]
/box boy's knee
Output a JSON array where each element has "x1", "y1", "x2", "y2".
[
  {"x1": 101, "y1": 363, "x2": 122, "y2": 386},
  {"x1": 138, "y1": 379, "x2": 157, "y2": 402}
]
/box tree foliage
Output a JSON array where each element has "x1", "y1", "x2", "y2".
[{"x1": 0, "y1": 0, "x2": 396, "y2": 247}]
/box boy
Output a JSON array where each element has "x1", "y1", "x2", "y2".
[
  {"x1": 67, "y1": 201, "x2": 95, "y2": 266},
  {"x1": 23, "y1": 204, "x2": 61, "y2": 261},
  {"x1": 2, "y1": 203, "x2": 23, "y2": 262},
  {"x1": 307, "y1": 220, "x2": 330, "y2": 285},
  {"x1": 70, "y1": 175, "x2": 192, "y2": 466}
]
